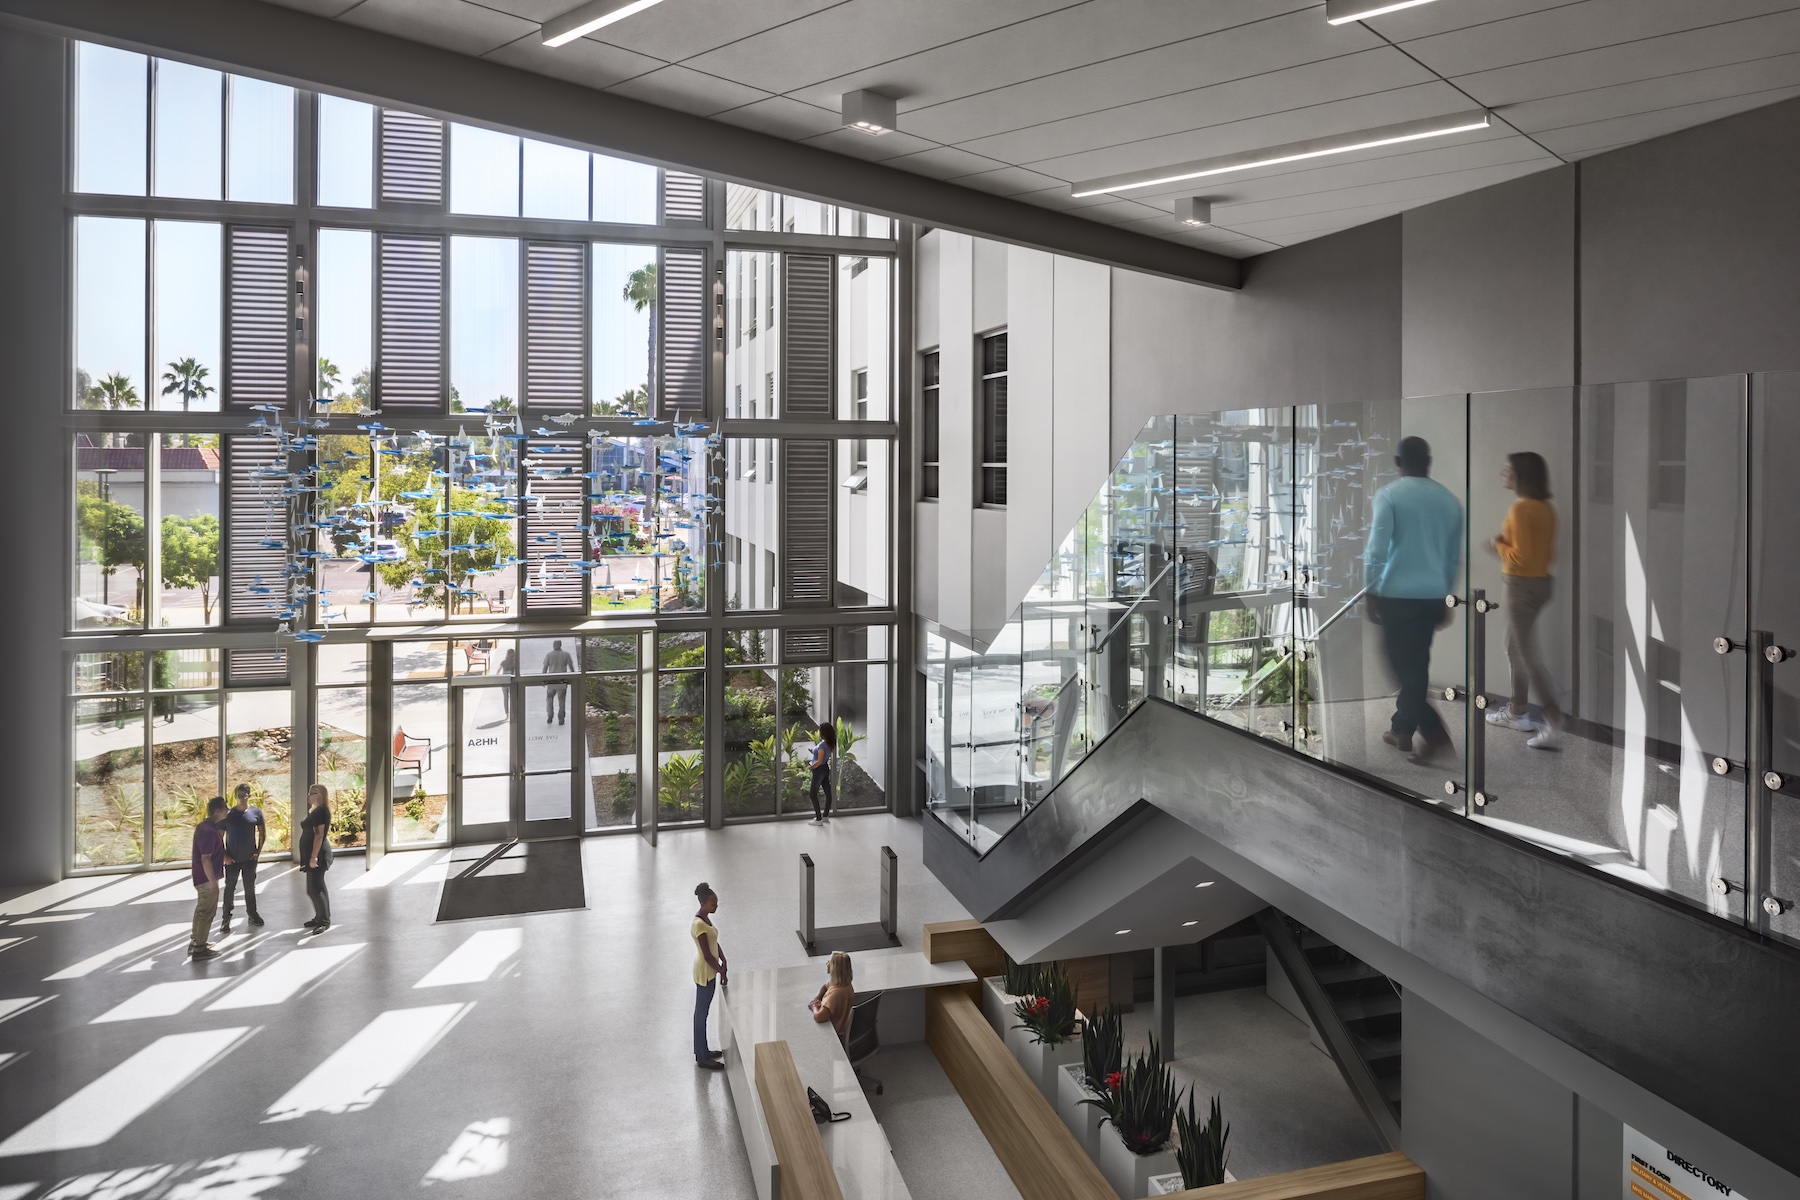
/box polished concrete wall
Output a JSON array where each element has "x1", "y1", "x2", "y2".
[
  {"x1": 0, "y1": 26, "x2": 69, "y2": 886},
  {"x1": 1109, "y1": 93, "x2": 1800, "y2": 419}
]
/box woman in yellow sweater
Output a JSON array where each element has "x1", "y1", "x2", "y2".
[
  {"x1": 1483, "y1": 451, "x2": 1561, "y2": 749},
  {"x1": 692, "y1": 881, "x2": 728, "y2": 1070}
]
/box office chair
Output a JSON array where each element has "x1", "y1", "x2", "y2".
[{"x1": 846, "y1": 991, "x2": 883, "y2": 1095}]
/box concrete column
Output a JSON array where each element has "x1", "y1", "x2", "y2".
[{"x1": 1152, "y1": 945, "x2": 1175, "y2": 1055}]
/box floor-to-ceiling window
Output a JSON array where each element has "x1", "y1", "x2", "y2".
[{"x1": 61, "y1": 41, "x2": 903, "y2": 870}]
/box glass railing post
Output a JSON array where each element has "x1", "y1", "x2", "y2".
[{"x1": 1468, "y1": 587, "x2": 1494, "y2": 815}]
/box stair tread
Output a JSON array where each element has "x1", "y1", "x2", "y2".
[
  {"x1": 1313, "y1": 960, "x2": 1382, "y2": 986},
  {"x1": 1330, "y1": 992, "x2": 1401, "y2": 1022}
]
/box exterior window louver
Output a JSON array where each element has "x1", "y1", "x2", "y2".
[
  {"x1": 522, "y1": 439, "x2": 585, "y2": 612},
  {"x1": 659, "y1": 247, "x2": 705, "y2": 421},
  {"x1": 226, "y1": 649, "x2": 288, "y2": 686},
  {"x1": 525, "y1": 242, "x2": 587, "y2": 412},
  {"x1": 379, "y1": 109, "x2": 445, "y2": 206},
  {"x1": 782, "y1": 627, "x2": 833, "y2": 663},
  {"x1": 376, "y1": 234, "x2": 444, "y2": 411},
  {"x1": 659, "y1": 170, "x2": 705, "y2": 223},
  {"x1": 781, "y1": 439, "x2": 833, "y2": 608},
  {"x1": 781, "y1": 254, "x2": 832, "y2": 418},
  {"x1": 225, "y1": 435, "x2": 289, "y2": 622},
  {"x1": 225, "y1": 226, "x2": 290, "y2": 409}
]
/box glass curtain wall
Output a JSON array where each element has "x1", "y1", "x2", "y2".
[
  {"x1": 60, "y1": 40, "x2": 902, "y2": 871},
  {"x1": 924, "y1": 387, "x2": 1794, "y2": 940}
]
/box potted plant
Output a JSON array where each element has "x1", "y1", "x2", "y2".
[
  {"x1": 1060, "y1": 1003, "x2": 1121, "y2": 1155},
  {"x1": 1086, "y1": 1038, "x2": 1183, "y2": 1200},
  {"x1": 1011, "y1": 962, "x2": 1082, "y2": 1100},
  {"x1": 984, "y1": 953, "x2": 1040, "y2": 1040},
  {"x1": 1150, "y1": 1092, "x2": 1231, "y2": 1194}
]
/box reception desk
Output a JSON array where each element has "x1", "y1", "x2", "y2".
[{"x1": 719, "y1": 952, "x2": 977, "y2": 1200}]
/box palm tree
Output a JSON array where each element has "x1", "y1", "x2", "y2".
[
  {"x1": 160, "y1": 357, "x2": 214, "y2": 412},
  {"x1": 318, "y1": 356, "x2": 341, "y2": 401},
  {"x1": 623, "y1": 263, "x2": 657, "y2": 415},
  {"x1": 94, "y1": 373, "x2": 138, "y2": 412}
]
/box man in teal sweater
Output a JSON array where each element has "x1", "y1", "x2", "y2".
[{"x1": 1365, "y1": 436, "x2": 1464, "y2": 764}]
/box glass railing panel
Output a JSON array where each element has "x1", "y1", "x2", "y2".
[
  {"x1": 1752, "y1": 371, "x2": 1800, "y2": 944},
  {"x1": 1299, "y1": 396, "x2": 1466, "y2": 807},
  {"x1": 1471, "y1": 378, "x2": 1747, "y2": 920},
  {"x1": 967, "y1": 618, "x2": 1025, "y2": 849}
]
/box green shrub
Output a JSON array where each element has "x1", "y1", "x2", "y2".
[{"x1": 1175, "y1": 1092, "x2": 1230, "y2": 1188}]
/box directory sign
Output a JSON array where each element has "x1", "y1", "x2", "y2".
[{"x1": 1626, "y1": 1126, "x2": 1749, "y2": 1200}]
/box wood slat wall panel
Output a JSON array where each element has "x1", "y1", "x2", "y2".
[
  {"x1": 225, "y1": 226, "x2": 290, "y2": 409},
  {"x1": 925, "y1": 987, "x2": 1114, "y2": 1200},
  {"x1": 753, "y1": 1040, "x2": 844, "y2": 1200}
]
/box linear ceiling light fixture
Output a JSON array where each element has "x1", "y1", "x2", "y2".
[
  {"x1": 541, "y1": 0, "x2": 668, "y2": 47},
  {"x1": 1325, "y1": 0, "x2": 1442, "y2": 25},
  {"x1": 1070, "y1": 109, "x2": 1490, "y2": 197}
]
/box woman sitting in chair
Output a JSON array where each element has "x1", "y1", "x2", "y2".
[{"x1": 807, "y1": 951, "x2": 855, "y2": 1041}]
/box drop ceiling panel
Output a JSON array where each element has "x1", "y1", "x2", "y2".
[
  {"x1": 1208, "y1": 157, "x2": 1550, "y2": 226},
  {"x1": 901, "y1": 8, "x2": 1386, "y2": 148},
  {"x1": 1362, "y1": 0, "x2": 1574, "y2": 41},
  {"x1": 786, "y1": 0, "x2": 1322, "y2": 119},
  {"x1": 1455, "y1": 8, "x2": 1800, "y2": 108},
  {"x1": 273, "y1": 0, "x2": 1800, "y2": 256},
  {"x1": 1498, "y1": 51, "x2": 1800, "y2": 134},
  {"x1": 1396, "y1": 0, "x2": 1800, "y2": 81},
  {"x1": 604, "y1": 64, "x2": 770, "y2": 116},
  {"x1": 711, "y1": 95, "x2": 845, "y2": 140},
  {"x1": 483, "y1": 32, "x2": 666, "y2": 90},
  {"x1": 1123, "y1": 133, "x2": 1556, "y2": 207},
  {"x1": 1533, "y1": 84, "x2": 1800, "y2": 157},
  {"x1": 885, "y1": 144, "x2": 1012, "y2": 181},
  {"x1": 952, "y1": 46, "x2": 1434, "y2": 169},
  {"x1": 1027, "y1": 79, "x2": 1477, "y2": 182},
  {"x1": 500, "y1": 0, "x2": 843, "y2": 64},
  {"x1": 680, "y1": 0, "x2": 1085, "y2": 95},
  {"x1": 340, "y1": 0, "x2": 535, "y2": 57}
]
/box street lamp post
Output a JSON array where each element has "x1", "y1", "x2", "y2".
[{"x1": 94, "y1": 467, "x2": 118, "y2": 607}]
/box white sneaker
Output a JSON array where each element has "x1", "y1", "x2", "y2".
[
  {"x1": 1485, "y1": 709, "x2": 1536, "y2": 732},
  {"x1": 809, "y1": 818, "x2": 824, "y2": 826},
  {"x1": 1527, "y1": 722, "x2": 1561, "y2": 750}
]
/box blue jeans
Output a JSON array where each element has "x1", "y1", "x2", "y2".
[{"x1": 694, "y1": 978, "x2": 716, "y2": 1062}]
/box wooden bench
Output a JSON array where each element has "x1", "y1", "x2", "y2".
[{"x1": 926, "y1": 985, "x2": 1114, "y2": 1200}]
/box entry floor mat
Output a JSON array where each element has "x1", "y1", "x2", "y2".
[{"x1": 435, "y1": 838, "x2": 586, "y2": 922}]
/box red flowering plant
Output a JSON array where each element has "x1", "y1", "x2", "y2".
[
  {"x1": 1082, "y1": 1036, "x2": 1183, "y2": 1157},
  {"x1": 1011, "y1": 962, "x2": 1080, "y2": 1047},
  {"x1": 1082, "y1": 1004, "x2": 1124, "y2": 1094}
]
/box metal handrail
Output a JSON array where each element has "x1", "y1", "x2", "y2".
[{"x1": 1090, "y1": 557, "x2": 1179, "y2": 652}]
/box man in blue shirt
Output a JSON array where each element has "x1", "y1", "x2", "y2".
[
  {"x1": 220, "y1": 782, "x2": 266, "y2": 934},
  {"x1": 1365, "y1": 436, "x2": 1464, "y2": 763}
]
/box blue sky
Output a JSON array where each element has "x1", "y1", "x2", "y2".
[{"x1": 76, "y1": 42, "x2": 661, "y2": 412}]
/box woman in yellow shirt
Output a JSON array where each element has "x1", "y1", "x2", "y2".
[
  {"x1": 807, "y1": 952, "x2": 856, "y2": 1041},
  {"x1": 1484, "y1": 451, "x2": 1561, "y2": 749},
  {"x1": 693, "y1": 881, "x2": 727, "y2": 1070}
]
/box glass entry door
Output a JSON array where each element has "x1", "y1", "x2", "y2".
[{"x1": 451, "y1": 676, "x2": 579, "y2": 842}]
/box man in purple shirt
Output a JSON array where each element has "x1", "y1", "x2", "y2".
[{"x1": 189, "y1": 796, "x2": 228, "y2": 961}]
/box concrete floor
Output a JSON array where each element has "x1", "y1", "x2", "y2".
[
  {"x1": 0, "y1": 815, "x2": 991, "y2": 1200},
  {"x1": 1120, "y1": 988, "x2": 1383, "y2": 1180}
]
